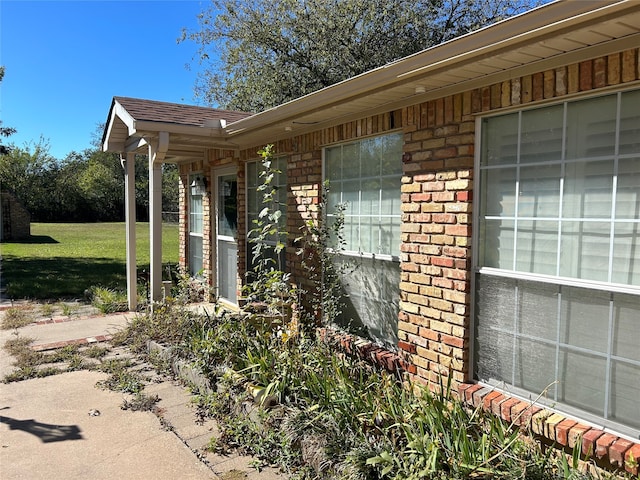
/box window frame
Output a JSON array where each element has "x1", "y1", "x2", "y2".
[
  {"x1": 321, "y1": 131, "x2": 404, "y2": 347},
  {"x1": 472, "y1": 87, "x2": 640, "y2": 438},
  {"x1": 188, "y1": 173, "x2": 205, "y2": 278}
]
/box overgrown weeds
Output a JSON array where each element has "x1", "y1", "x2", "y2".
[
  {"x1": 89, "y1": 286, "x2": 129, "y2": 314},
  {"x1": 1, "y1": 307, "x2": 33, "y2": 329}
]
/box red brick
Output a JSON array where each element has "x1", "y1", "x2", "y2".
[
  {"x1": 482, "y1": 391, "x2": 502, "y2": 411},
  {"x1": 398, "y1": 340, "x2": 417, "y2": 354},
  {"x1": 456, "y1": 191, "x2": 472, "y2": 202},
  {"x1": 555, "y1": 419, "x2": 577, "y2": 446},
  {"x1": 510, "y1": 401, "x2": 530, "y2": 426},
  {"x1": 520, "y1": 405, "x2": 542, "y2": 428},
  {"x1": 490, "y1": 394, "x2": 508, "y2": 417},
  {"x1": 472, "y1": 386, "x2": 492, "y2": 406},
  {"x1": 579, "y1": 60, "x2": 593, "y2": 91},
  {"x1": 567, "y1": 423, "x2": 591, "y2": 449},
  {"x1": 625, "y1": 444, "x2": 640, "y2": 475},
  {"x1": 582, "y1": 428, "x2": 604, "y2": 456},
  {"x1": 609, "y1": 438, "x2": 634, "y2": 467},
  {"x1": 595, "y1": 433, "x2": 617, "y2": 459},
  {"x1": 461, "y1": 383, "x2": 482, "y2": 404},
  {"x1": 500, "y1": 398, "x2": 521, "y2": 423}
]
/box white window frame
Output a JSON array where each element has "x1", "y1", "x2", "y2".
[
  {"x1": 322, "y1": 132, "x2": 403, "y2": 347},
  {"x1": 188, "y1": 173, "x2": 204, "y2": 278}
]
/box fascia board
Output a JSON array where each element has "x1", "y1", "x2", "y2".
[{"x1": 223, "y1": 0, "x2": 634, "y2": 135}]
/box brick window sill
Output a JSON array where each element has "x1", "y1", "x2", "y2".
[{"x1": 458, "y1": 383, "x2": 640, "y2": 476}]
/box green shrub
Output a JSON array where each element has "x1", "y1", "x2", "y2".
[{"x1": 89, "y1": 286, "x2": 129, "y2": 314}]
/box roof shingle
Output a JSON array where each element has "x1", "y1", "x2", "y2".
[{"x1": 114, "y1": 96, "x2": 251, "y2": 127}]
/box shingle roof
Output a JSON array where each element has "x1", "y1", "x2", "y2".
[{"x1": 114, "y1": 96, "x2": 252, "y2": 127}]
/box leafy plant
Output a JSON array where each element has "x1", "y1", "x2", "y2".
[
  {"x1": 244, "y1": 144, "x2": 296, "y2": 323},
  {"x1": 89, "y1": 286, "x2": 129, "y2": 314}
]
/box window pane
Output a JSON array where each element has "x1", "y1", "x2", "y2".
[
  {"x1": 610, "y1": 361, "x2": 640, "y2": 430},
  {"x1": 326, "y1": 147, "x2": 342, "y2": 181},
  {"x1": 481, "y1": 219, "x2": 514, "y2": 269},
  {"x1": 517, "y1": 280, "x2": 558, "y2": 341},
  {"x1": 189, "y1": 234, "x2": 203, "y2": 277},
  {"x1": 342, "y1": 143, "x2": 360, "y2": 179},
  {"x1": 559, "y1": 349, "x2": 606, "y2": 415},
  {"x1": 520, "y1": 104, "x2": 563, "y2": 163},
  {"x1": 518, "y1": 165, "x2": 561, "y2": 217},
  {"x1": 514, "y1": 338, "x2": 557, "y2": 398},
  {"x1": 361, "y1": 178, "x2": 380, "y2": 215},
  {"x1": 563, "y1": 160, "x2": 613, "y2": 218},
  {"x1": 381, "y1": 176, "x2": 401, "y2": 216},
  {"x1": 566, "y1": 95, "x2": 617, "y2": 159},
  {"x1": 559, "y1": 287, "x2": 609, "y2": 353},
  {"x1": 560, "y1": 221, "x2": 610, "y2": 281},
  {"x1": 382, "y1": 134, "x2": 403, "y2": 175},
  {"x1": 359, "y1": 216, "x2": 374, "y2": 253},
  {"x1": 616, "y1": 157, "x2": 640, "y2": 219},
  {"x1": 481, "y1": 168, "x2": 517, "y2": 217},
  {"x1": 613, "y1": 293, "x2": 640, "y2": 363},
  {"x1": 481, "y1": 113, "x2": 519, "y2": 166},
  {"x1": 335, "y1": 257, "x2": 400, "y2": 347},
  {"x1": 361, "y1": 138, "x2": 380, "y2": 177},
  {"x1": 189, "y1": 194, "x2": 203, "y2": 234},
  {"x1": 612, "y1": 222, "x2": 640, "y2": 285},
  {"x1": 619, "y1": 89, "x2": 640, "y2": 155},
  {"x1": 516, "y1": 220, "x2": 558, "y2": 275}
]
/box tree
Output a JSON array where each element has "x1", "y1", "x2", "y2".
[
  {"x1": 0, "y1": 138, "x2": 57, "y2": 220},
  {"x1": 181, "y1": 0, "x2": 547, "y2": 112},
  {"x1": 0, "y1": 66, "x2": 17, "y2": 154}
]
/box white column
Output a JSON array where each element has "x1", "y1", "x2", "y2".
[
  {"x1": 148, "y1": 132, "x2": 168, "y2": 302},
  {"x1": 122, "y1": 153, "x2": 137, "y2": 311}
]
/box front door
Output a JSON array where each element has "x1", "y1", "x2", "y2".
[{"x1": 214, "y1": 168, "x2": 238, "y2": 304}]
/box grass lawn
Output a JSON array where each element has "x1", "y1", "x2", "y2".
[{"x1": 0, "y1": 222, "x2": 179, "y2": 300}]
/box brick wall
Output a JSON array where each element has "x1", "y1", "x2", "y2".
[
  {"x1": 396, "y1": 47, "x2": 640, "y2": 393},
  {"x1": 1, "y1": 191, "x2": 31, "y2": 241},
  {"x1": 181, "y1": 47, "x2": 640, "y2": 386}
]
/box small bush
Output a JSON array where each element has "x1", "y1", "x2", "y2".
[
  {"x1": 1, "y1": 307, "x2": 33, "y2": 329},
  {"x1": 89, "y1": 286, "x2": 129, "y2": 314}
]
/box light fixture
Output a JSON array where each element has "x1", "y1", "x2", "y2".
[{"x1": 191, "y1": 175, "x2": 207, "y2": 196}]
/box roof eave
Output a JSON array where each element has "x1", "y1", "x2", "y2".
[{"x1": 223, "y1": 0, "x2": 635, "y2": 138}]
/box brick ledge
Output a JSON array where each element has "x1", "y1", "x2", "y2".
[
  {"x1": 459, "y1": 383, "x2": 640, "y2": 475},
  {"x1": 317, "y1": 327, "x2": 414, "y2": 375}
]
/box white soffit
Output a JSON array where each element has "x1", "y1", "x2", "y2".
[{"x1": 225, "y1": 0, "x2": 640, "y2": 146}]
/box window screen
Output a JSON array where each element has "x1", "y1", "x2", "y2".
[{"x1": 476, "y1": 89, "x2": 640, "y2": 435}]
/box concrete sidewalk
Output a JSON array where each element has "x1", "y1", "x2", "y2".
[{"x1": 0, "y1": 307, "x2": 287, "y2": 480}]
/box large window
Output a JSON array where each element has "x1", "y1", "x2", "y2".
[
  {"x1": 325, "y1": 133, "x2": 403, "y2": 346},
  {"x1": 476, "y1": 89, "x2": 640, "y2": 435},
  {"x1": 189, "y1": 174, "x2": 204, "y2": 277},
  {"x1": 246, "y1": 157, "x2": 288, "y2": 272}
]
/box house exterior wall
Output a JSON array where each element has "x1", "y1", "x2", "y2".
[
  {"x1": 399, "y1": 47, "x2": 640, "y2": 393},
  {"x1": 0, "y1": 191, "x2": 31, "y2": 241},
  {"x1": 177, "y1": 48, "x2": 640, "y2": 464}
]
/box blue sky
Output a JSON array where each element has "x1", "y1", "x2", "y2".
[{"x1": 1, "y1": 0, "x2": 212, "y2": 159}]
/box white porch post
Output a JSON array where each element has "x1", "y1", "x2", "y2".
[
  {"x1": 121, "y1": 153, "x2": 137, "y2": 311},
  {"x1": 148, "y1": 132, "x2": 168, "y2": 302}
]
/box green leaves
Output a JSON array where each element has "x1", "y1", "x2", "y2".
[{"x1": 181, "y1": 0, "x2": 546, "y2": 112}]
